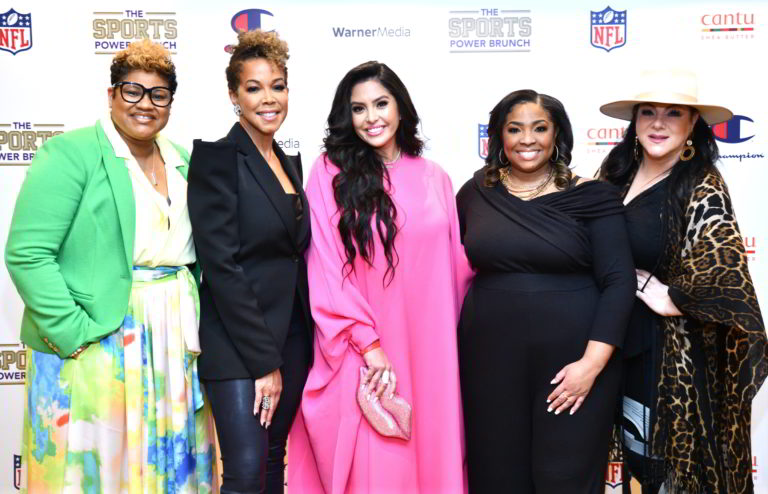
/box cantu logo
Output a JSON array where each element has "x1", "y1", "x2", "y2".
[
  {"x1": 0, "y1": 122, "x2": 65, "y2": 165},
  {"x1": 744, "y1": 236, "x2": 756, "y2": 262},
  {"x1": 586, "y1": 126, "x2": 626, "y2": 154},
  {"x1": 590, "y1": 6, "x2": 626, "y2": 52},
  {"x1": 0, "y1": 8, "x2": 32, "y2": 55},
  {"x1": 700, "y1": 11, "x2": 755, "y2": 40},
  {"x1": 448, "y1": 8, "x2": 532, "y2": 53},
  {"x1": 92, "y1": 10, "x2": 178, "y2": 54},
  {"x1": 0, "y1": 343, "x2": 26, "y2": 385},
  {"x1": 754, "y1": 455, "x2": 759, "y2": 480}
]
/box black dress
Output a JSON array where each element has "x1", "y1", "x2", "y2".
[
  {"x1": 620, "y1": 178, "x2": 668, "y2": 491},
  {"x1": 457, "y1": 171, "x2": 635, "y2": 494}
]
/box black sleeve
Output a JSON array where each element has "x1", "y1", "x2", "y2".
[
  {"x1": 296, "y1": 152, "x2": 304, "y2": 182},
  {"x1": 456, "y1": 179, "x2": 474, "y2": 242},
  {"x1": 585, "y1": 211, "x2": 636, "y2": 347},
  {"x1": 187, "y1": 139, "x2": 282, "y2": 379}
]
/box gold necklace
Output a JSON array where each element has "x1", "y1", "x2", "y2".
[
  {"x1": 149, "y1": 145, "x2": 158, "y2": 186},
  {"x1": 383, "y1": 149, "x2": 402, "y2": 168},
  {"x1": 633, "y1": 166, "x2": 671, "y2": 193},
  {"x1": 499, "y1": 166, "x2": 555, "y2": 199}
]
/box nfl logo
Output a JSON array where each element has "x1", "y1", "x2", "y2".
[
  {"x1": 605, "y1": 461, "x2": 623, "y2": 488},
  {"x1": 478, "y1": 124, "x2": 489, "y2": 160},
  {"x1": 591, "y1": 6, "x2": 626, "y2": 52},
  {"x1": 0, "y1": 9, "x2": 32, "y2": 55},
  {"x1": 13, "y1": 454, "x2": 21, "y2": 490}
]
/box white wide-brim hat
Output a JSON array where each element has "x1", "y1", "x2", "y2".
[{"x1": 600, "y1": 69, "x2": 733, "y2": 125}]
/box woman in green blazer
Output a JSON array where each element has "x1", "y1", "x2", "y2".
[{"x1": 5, "y1": 39, "x2": 213, "y2": 493}]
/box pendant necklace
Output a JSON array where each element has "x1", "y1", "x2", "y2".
[
  {"x1": 383, "y1": 149, "x2": 402, "y2": 169},
  {"x1": 150, "y1": 144, "x2": 158, "y2": 186}
]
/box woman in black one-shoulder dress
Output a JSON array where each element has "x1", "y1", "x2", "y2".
[{"x1": 457, "y1": 90, "x2": 635, "y2": 493}]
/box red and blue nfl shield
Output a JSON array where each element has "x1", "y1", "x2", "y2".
[
  {"x1": 0, "y1": 9, "x2": 32, "y2": 55},
  {"x1": 14, "y1": 454, "x2": 21, "y2": 490},
  {"x1": 478, "y1": 124, "x2": 489, "y2": 160},
  {"x1": 591, "y1": 6, "x2": 626, "y2": 52}
]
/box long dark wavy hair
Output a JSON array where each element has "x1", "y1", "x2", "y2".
[
  {"x1": 324, "y1": 61, "x2": 424, "y2": 285},
  {"x1": 598, "y1": 106, "x2": 720, "y2": 253},
  {"x1": 484, "y1": 89, "x2": 574, "y2": 188}
]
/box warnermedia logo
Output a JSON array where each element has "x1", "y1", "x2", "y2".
[{"x1": 332, "y1": 26, "x2": 411, "y2": 38}]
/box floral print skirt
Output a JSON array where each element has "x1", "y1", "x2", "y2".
[{"x1": 20, "y1": 266, "x2": 214, "y2": 493}]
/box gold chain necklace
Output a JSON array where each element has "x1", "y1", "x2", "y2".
[
  {"x1": 632, "y1": 166, "x2": 672, "y2": 193},
  {"x1": 499, "y1": 166, "x2": 555, "y2": 199}
]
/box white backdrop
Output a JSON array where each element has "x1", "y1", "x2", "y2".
[{"x1": 1, "y1": 0, "x2": 766, "y2": 492}]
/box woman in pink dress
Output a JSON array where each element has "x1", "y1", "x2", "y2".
[{"x1": 287, "y1": 61, "x2": 472, "y2": 494}]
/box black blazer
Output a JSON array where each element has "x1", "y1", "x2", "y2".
[{"x1": 188, "y1": 123, "x2": 312, "y2": 380}]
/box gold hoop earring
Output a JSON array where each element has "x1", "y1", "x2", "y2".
[
  {"x1": 680, "y1": 138, "x2": 695, "y2": 162},
  {"x1": 550, "y1": 145, "x2": 560, "y2": 164},
  {"x1": 633, "y1": 136, "x2": 642, "y2": 163},
  {"x1": 498, "y1": 149, "x2": 509, "y2": 166}
]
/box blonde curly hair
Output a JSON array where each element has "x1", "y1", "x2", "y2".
[
  {"x1": 226, "y1": 30, "x2": 290, "y2": 92},
  {"x1": 110, "y1": 38, "x2": 177, "y2": 92}
]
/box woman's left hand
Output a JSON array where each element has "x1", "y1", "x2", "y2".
[
  {"x1": 546, "y1": 358, "x2": 601, "y2": 415},
  {"x1": 635, "y1": 269, "x2": 683, "y2": 317}
]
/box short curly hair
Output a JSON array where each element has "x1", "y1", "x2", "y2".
[
  {"x1": 226, "y1": 30, "x2": 289, "y2": 93},
  {"x1": 110, "y1": 38, "x2": 177, "y2": 93}
]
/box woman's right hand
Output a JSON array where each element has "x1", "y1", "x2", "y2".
[
  {"x1": 362, "y1": 347, "x2": 396, "y2": 398},
  {"x1": 253, "y1": 368, "x2": 283, "y2": 428}
]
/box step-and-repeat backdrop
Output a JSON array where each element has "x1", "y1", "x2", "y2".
[{"x1": 1, "y1": 0, "x2": 766, "y2": 492}]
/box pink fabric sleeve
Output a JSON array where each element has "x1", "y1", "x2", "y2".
[
  {"x1": 305, "y1": 156, "x2": 380, "y2": 360},
  {"x1": 438, "y1": 166, "x2": 474, "y2": 311}
]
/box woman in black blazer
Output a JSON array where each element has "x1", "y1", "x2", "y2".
[{"x1": 187, "y1": 30, "x2": 312, "y2": 494}]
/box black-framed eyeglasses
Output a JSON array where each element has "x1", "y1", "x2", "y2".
[{"x1": 114, "y1": 81, "x2": 174, "y2": 107}]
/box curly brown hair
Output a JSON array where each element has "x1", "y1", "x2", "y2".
[
  {"x1": 226, "y1": 30, "x2": 289, "y2": 92},
  {"x1": 110, "y1": 38, "x2": 177, "y2": 93}
]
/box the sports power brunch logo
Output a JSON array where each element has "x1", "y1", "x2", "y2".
[
  {"x1": 0, "y1": 122, "x2": 64, "y2": 166},
  {"x1": 591, "y1": 6, "x2": 626, "y2": 52},
  {"x1": 0, "y1": 8, "x2": 31, "y2": 55},
  {"x1": 0, "y1": 342, "x2": 26, "y2": 385},
  {"x1": 700, "y1": 11, "x2": 755, "y2": 40},
  {"x1": 449, "y1": 8, "x2": 531, "y2": 53},
  {"x1": 93, "y1": 10, "x2": 178, "y2": 54}
]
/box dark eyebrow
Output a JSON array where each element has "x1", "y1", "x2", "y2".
[
  {"x1": 350, "y1": 95, "x2": 390, "y2": 106},
  {"x1": 507, "y1": 119, "x2": 548, "y2": 126},
  {"x1": 244, "y1": 77, "x2": 286, "y2": 85}
]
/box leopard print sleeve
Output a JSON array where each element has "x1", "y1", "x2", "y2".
[{"x1": 666, "y1": 172, "x2": 765, "y2": 340}]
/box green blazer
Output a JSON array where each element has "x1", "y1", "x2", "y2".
[{"x1": 5, "y1": 120, "x2": 191, "y2": 357}]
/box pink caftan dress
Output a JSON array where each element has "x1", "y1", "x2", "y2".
[{"x1": 287, "y1": 153, "x2": 472, "y2": 494}]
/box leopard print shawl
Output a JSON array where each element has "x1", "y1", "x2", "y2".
[{"x1": 652, "y1": 171, "x2": 767, "y2": 493}]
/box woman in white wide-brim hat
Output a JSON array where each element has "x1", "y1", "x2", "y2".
[{"x1": 599, "y1": 69, "x2": 767, "y2": 494}]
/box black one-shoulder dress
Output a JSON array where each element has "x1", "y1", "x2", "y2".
[{"x1": 457, "y1": 171, "x2": 635, "y2": 494}]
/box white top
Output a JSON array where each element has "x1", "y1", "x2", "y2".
[{"x1": 101, "y1": 114, "x2": 196, "y2": 267}]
